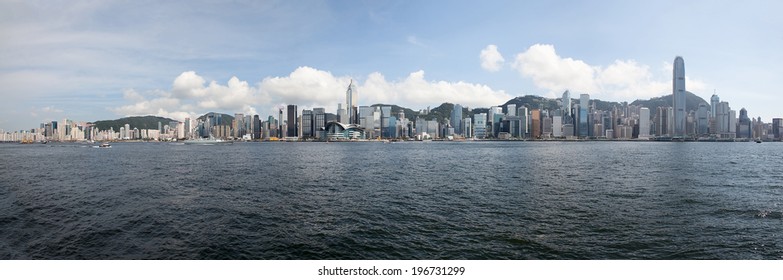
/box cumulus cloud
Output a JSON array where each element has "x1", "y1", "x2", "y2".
[
  {"x1": 113, "y1": 67, "x2": 511, "y2": 121},
  {"x1": 512, "y1": 44, "x2": 706, "y2": 101},
  {"x1": 480, "y1": 45, "x2": 505, "y2": 72},
  {"x1": 113, "y1": 71, "x2": 261, "y2": 122}
]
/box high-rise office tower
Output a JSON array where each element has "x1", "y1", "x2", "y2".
[
  {"x1": 287, "y1": 105, "x2": 298, "y2": 138},
  {"x1": 278, "y1": 109, "x2": 283, "y2": 138},
  {"x1": 639, "y1": 107, "x2": 650, "y2": 138},
  {"x1": 696, "y1": 102, "x2": 709, "y2": 135},
  {"x1": 346, "y1": 80, "x2": 358, "y2": 124},
  {"x1": 451, "y1": 104, "x2": 463, "y2": 135},
  {"x1": 738, "y1": 108, "x2": 751, "y2": 139},
  {"x1": 710, "y1": 94, "x2": 719, "y2": 118},
  {"x1": 381, "y1": 106, "x2": 392, "y2": 138},
  {"x1": 473, "y1": 113, "x2": 487, "y2": 138},
  {"x1": 518, "y1": 106, "x2": 529, "y2": 138},
  {"x1": 673, "y1": 56, "x2": 686, "y2": 137},
  {"x1": 253, "y1": 115, "x2": 261, "y2": 139},
  {"x1": 302, "y1": 109, "x2": 313, "y2": 138},
  {"x1": 579, "y1": 94, "x2": 589, "y2": 137},
  {"x1": 562, "y1": 90, "x2": 571, "y2": 120}
]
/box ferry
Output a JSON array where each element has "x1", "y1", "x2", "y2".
[
  {"x1": 183, "y1": 137, "x2": 233, "y2": 145},
  {"x1": 92, "y1": 142, "x2": 111, "y2": 148}
]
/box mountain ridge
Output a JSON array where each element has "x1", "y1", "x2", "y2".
[{"x1": 95, "y1": 92, "x2": 709, "y2": 127}]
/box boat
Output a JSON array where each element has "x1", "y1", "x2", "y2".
[
  {"x1": 183, "y1": 136, "x2": 233, "y2": 145},
  {"x1": 755, "y1": 138, "x2": 762, "y2": 143},
  {"x1": 92, "y1": 142, "x2": 111, "y2": 148}
]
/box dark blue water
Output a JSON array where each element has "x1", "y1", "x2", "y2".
[{"x1": 1, "y1": 141, "x2": 781, "y2": 259}]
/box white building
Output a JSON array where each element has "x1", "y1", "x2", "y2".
[
  {"x1": 552, "y1": 116, "x2": 563, "y2": 137},
  {"x1": 474, "y1": 113, "x2": 487, "y2": 138},
  {"x1": 639, "y1": 107, "x2": 650, "y2": 138}
]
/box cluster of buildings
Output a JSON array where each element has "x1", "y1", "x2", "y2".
[{"x1": 3, "y1": 57, "x2": 783, "y2": 143}]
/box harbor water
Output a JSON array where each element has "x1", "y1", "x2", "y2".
[{"x1": 1, "y1": 141, "x2": 781, "y2": 259}]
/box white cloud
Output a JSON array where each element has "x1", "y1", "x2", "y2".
[
  {"x1": 172, "y1": 71, "x2": 207, "y2": 99},
  {"x1": 480, "y1": 45, "x2": 505, "y2": 72},
  {"x1": 512, "y1": 44, "x2": 599, "y2": 95},
  {"x1": 113, "y1": 67, "x2": 512, "y2": 121},
  {"x1": 512, "y1": 44, "x2": 707, "y2": 101},
  {"x1": 359, "y1": 70, "x2": 512, "y2": 109}
]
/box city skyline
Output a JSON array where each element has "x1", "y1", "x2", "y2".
[{"x1": 2, "y1": 1, "x2": 782, "y2": 131}]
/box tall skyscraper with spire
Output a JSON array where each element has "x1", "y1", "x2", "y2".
[
  {"x1": 562, "y1": 90, "x2": 571, "y2": 121},
  {"x1": 346, "y1": 80, "x2": 358, "y2": 125},
  {"x1": 673, "y1": 56, "x2": 686, "y2": 137}
]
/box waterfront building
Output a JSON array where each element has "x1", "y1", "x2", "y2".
[
  {"x1": 710, "y1": 94, "x2": 719, "y2": 119},
  {"x1": 176, "y1": 122, "x2": 185, "y2": 139},
  {"x1": 655, "y1": 107, "x2": 670, "y2": 136},
  {"x1": 579, "y1": 94, "x2": 589, "y2": 137},
  {"x1": 562, "y1": 90, "x2": 571, "y2": 120},
  {"x1": 302, "y1": 109, "x2": 313, "y2": 138},
  {"x1": 715, "y1": 101, "x2": 731, "y2": 138},
  {"x1": 738, "y1": 108, "x2": 751, "y2": 139},
  {"x1": 542, "y1": 115, "x2": 553, "y2": 138},
  {"x1": 313, "y1": 108, "x2": 326, "y2": 139},
  {"x1": 346, "y1": 80, "x2": 358, "y2": 125},
  {"x1": 381, "y1": 106, "x2": 392, "y2": 138},
  {"x1": 252, "y1": 115, "x2": 261, "y2": 139},
  {"x1": 287, "y1": 105, "x2": 298, "y2": 138},
  {"x1": 323, "y1": 122, "x2": 365, "y2": 140},
  {"x1": 673, "y1": 56, "x2": 686, "y2": 137},
  {"x1": 463, "y1": 117, "x2": 472, "y2": 138},
  {"x1": 473, "y1": 113, "x2": 487, "y2": 139},
  {"x1": 504, "y1": 116, "x2": 520, "y2": 137},
  {"x1": 773, "y1": 118, "x2": 782, "y2": 139},
  {"x1": 451, "y1": 104, "x2": 463, "y2": 135},
  {"x1": 517, "y1": 107, "x2": 529, "y2": 138},
  {"x1": 552, "y1": 116, "x2": 563, "y2": 137},
  {"x1": 234, "y1": 113, "x2": 245, "y2": 138},
  {"x1": 337, "y1": 103, "x2": 347, "y2": 124},
  {"x1": 696, "y1": 102, "x2": 709, "y2": 136},
  {"x1": 531, "y1": 109, "x2": 541, "y2": 139},
  {"x1": 277, "y1": 108, "x2": 283, "y2": 138},
  {"x1": 639, "y1": 107, "x2": 650, "y2": 138},
  {"x1": 427, "y1": 120, "x2": 439, "y2": 139}
]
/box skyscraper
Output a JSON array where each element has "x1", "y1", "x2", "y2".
[
  {"x1": 696, "y1": 102, "x2": 709, "y2": 135},
  {"x1": 673, "y1": 56, "x2": 686, "y2": 137},
  {"x1": 301, "y1": 109, "x2": 313, "y2": 138},
  {"x1": 738, "y1": 108, "x2": 751, "y2": 139},
  {"x1": 639, "y1": 107, "x2": 650, "y2": 138},
  {"x1": 253, "y1": 115, "x2": 261, "y2": 139},
  {"x1": 579, "y1": 94, "x2": 589, "y2": 137},
  {"x1": 287, "y1": 105, "x2": 298, "y2": 138},
  {"x1": 451, "y1": 104, "x2": 463, "y2": 135},
  {"x1": 473, "y1": 113, "x2": 487, "y2": 138},
  {"x1": 562, "y1": 90, "x2": 571, "y2": 120},
  {"x1": 710, "y1": 94, "x2": 719, "y2": 118},
  {"x1": 346, "y1": 80, "x2": 358, "y2": 125}
]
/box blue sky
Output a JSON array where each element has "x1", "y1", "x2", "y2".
[{"x1": 1, "y1": 0, "x2": 781, "y2": 131}]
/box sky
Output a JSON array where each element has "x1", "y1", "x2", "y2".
[{"x1": 1, "y1": 0, "x2": 781, "y2": 131}]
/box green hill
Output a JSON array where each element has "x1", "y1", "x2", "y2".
[
  {"x1": 196, "y1": 112, "x2": 234, "y2": 126},
  {"x1": 630, "y1": 91, "x2": 708, "y2": 113},
  {"x1": 92, "y1": 116, "x2": 175, "y2": 131}
]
